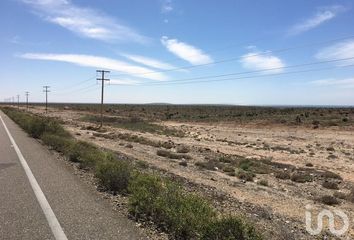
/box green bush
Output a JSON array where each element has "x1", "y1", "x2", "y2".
[
  {"x1": 2, "y1": 108, "x2": 69, "y2": 139},
  {"x1": 290, "y1": 172, "x2": 313, "y2": 183},
  {"x1": 67, "y1": 141, "x2": 107, "y2": 168},
  {"x1": 257, "y1": 179, "x2": 269, "y2": 186},
  {"x1": 129, "y1": 173, "x2": 216, "y2": 239},
  {"x1": 239, "y1": 160, "x2": 251, "y2": 171},
  {"x1": 322, "y1": 181, "x2": 339, "y2": 190},
  {"x1": 156, "y1": 149, "x2": 191, "y2": 160},
  {"x1": 237, "y1": 169, "x2": 255, "y2": 182},
  {"x1": 95, "y1": 160, "x2": 132, "y2": 194},
  {"x1": 128, "y1": 173, "x2": 164, "y2": 219},
  {"x1": 201, "y1": 216, "x2": 262, "y2": 240},
  {"x1": 41, "y1": 133, "x2": 73, "y2": 154},
  {"x1": 347, "y1": 187, "x2": 354, "y2": 203},
  {"x1": 318, "y1": 195, "x2": 339, "y2": 206},
  {"x1": 275, "y1": 171, "x2": 291, "y2": 180}
]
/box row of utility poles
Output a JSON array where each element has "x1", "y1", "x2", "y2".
[
  {"x1": 4, "y1": 69, "x2": 110, "y2": 128},
  {"x1": 4, "y1": 87, "x2": 47, "y2": 112},
  {"x1": 4, "y1": 93, "x2": 29, "y2": 110}
]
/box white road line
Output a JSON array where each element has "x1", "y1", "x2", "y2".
[{"x1": 0, "y1": 116, "x2": 68, "y2": 240}]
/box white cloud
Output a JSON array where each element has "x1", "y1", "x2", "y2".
[
  {"x1": 109, "y1": 79, "x2": 140, "y2": 85},
  {"x1": 21, "y1": 0, "x2": 147, "y2": 43},
  {"x1": 161, "y1": 0, "x2": 173, "y2": 13},
  {"x1": 20, "y1": 53, "x2": 168, "y2": 81},
  {"x1": 288, "y1": 5, "x2": 345, "y2": 35},
  {"x1": 161, "y1": 36, "x2": 213, "y2": 65},
  {"x1": 240, "y1": 51, "x2": 285, "y2": 73},
  {"x1": 316, "y1": 40, "x2": 354, "y2": 65},
  {"x1": 310, "y1": 78, "x2": 354, "y2": 88},
  {"x1": 121, "y1": 54, "x2": 176, "y2": 70}
]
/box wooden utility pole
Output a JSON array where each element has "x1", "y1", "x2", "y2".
[
  {"x1": 43, "y1": 86, "x2": 50, "y2": 113},
  {"x1": 25, "y1": 92, "x2": 29, "y2": 111},
  {"x1": 17, "y1": 95, "x2": 20, "y2": 109},
  {"x1": 96, "y1": 70, "x2": 110, "y2": 128}
]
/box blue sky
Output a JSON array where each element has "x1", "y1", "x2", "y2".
[{"x1": 1, "y1": 0, "x2": 354, "y2": 105}]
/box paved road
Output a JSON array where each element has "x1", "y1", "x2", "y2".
[{"x1": 0, "y1": 110, "x2": 146, "y2": 240}]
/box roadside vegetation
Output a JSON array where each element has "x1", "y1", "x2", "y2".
[
  {"x1": 1, "y1": 107, "x2": 262, "y2": 240},
  {"x1": 81, "y1": 114, "x2": 185, "y2": 137},
  {"x1": 54, "y1": 103, "x2": 354, "y2": 128}
]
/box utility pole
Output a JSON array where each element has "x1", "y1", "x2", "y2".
[
  {"x1": 25, "y1": 92, "x2": 29, "y2": 111},
  {"x1": 96, "y1": 70, "x2": 110, "y2": 128},
  {"x1": 43, "y1": 86, "x2": 50, "y2": 113},
  {"x1": 17, "y1": 95, "x2": 20, "y2": 109}
]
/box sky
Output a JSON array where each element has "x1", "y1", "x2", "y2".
[{"x1": 0, "y1": 0, "x2": 354, "y2": 105}]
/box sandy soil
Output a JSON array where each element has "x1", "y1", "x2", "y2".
[{"x1": 27, "y1": 106, "x2": 354, "y2": 239}]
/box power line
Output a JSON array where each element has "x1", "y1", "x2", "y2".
[
  {"x1": 133, "y1": 64, "x2": 354, "y2": 87},
  {"x1": 55, "y1": 75, "x2": 96, "y2": 92},
  {"x1": 110, "y1": 35, "x2": 354, "y2": 78},
  {"x1": 55, "y1": 83, "x2": 98, "y2": 96},
  {"x1": 119, "y1": 56, "x2": 354, "y2": 86},
  {"x1": 96, "y1": 70, "x2": 110, "y2": 128}
]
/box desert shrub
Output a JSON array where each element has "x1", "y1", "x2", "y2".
[
  {"x1": 95, "y1": 160, "x2": 132, "y2": 194},
  {"x1": 156, "y1": 149, "x2": 171, "y2": 157},
  {"x1": 257, "y1": 179, "x2": 269, "y2": 186},
  {"x1": 128, "y1": 173, "x2": 165, "y2": 220},
  {"x1": 322, "y1": 181, "x2": 339, "y2": 190},
  {"x1": 129, "y1": 173, "x2": 216, "y2": 239},
  {"x1": 68, "y1": 141, "x2": 108, "y2": 168},
  {"x1": 275, "y1": 171, "x2": 291, "y2": 180},
  {"x1": 179, "y1": 161, "x2": 188, "y2": 167},
  {"x1": 41, "y1": 133, "x2": 73, "y2": 154},
  {"x1": 239, "y1": 159, "x2": 251, "y2": 171},
  {"x1": 176, "y1": 145, "x2": 190, "y2": 153},
  {"x1": 321, "y1": 171, "x2": 342, "y2": 180},
  {"x1": 157, "y1": 149, "x2": 191, "y2": 160},
  {"x1": 201, "y1": 216, "x2": 262, "y2": 240},
  {"x1": 161, "y1": 141, "x2": 174, "y2": 149},
  {"x1": 135, "y1": 160, "x2": 149, "y2": 169},
  {"x1": 305, "y1": 163, "x2": 314, "y2": 167},
  {"x1": 219, "y1": 156, "x2": 233, "y2": 163},
  {"x1": 326, "y1": 147, "x2": 335, "y2": 152},
  {"x1": 237, "y1": 170, "x2": 255, "y2": 182},
  {"x1": 125, "y1": 143, "x2": 133, "y2": 148},
  {"x1": 333, "y1": 192, "x2": 346, "y2": 200},
  {"x1": 195, "y1": 159, "x2": 223, "y2": 171},
  {"x1": 223, "y1": 166, "x2": 235, "y2": 173},
  {"x1": 347, "y1": 187, "x2": 354, "y2": 203},
  {"x1": 318, "y1": 195, "x2": 339, "y2": 206},
  {"x1": 290, "y1": 172, "x2": 313, "y2": 183}
]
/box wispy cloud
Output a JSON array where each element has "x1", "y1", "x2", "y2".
[
  {"x1": 240, "y1": 50, "x2": 285, "y2": 73},
  {"x1": 121, "y1": 54, "x2": 176, "y2": 70},
  {"x1": 316, "y1": 40, "x2": 354, "y2": 65},
  {"x1": 20, "y1": 53, "x2": 168, "y2": 81},
  {"x1": 109, "y1": 79, "x2": 140, "y2": 85},
  {"x1": 309, "y1": 78, "x2": 354, "y2": 89},
  {"x1": 161, "y1": 36, "x2": 213, "y2": 65},
  {"x1": 161, "y1": 0, "x2": 173, "y2": 13},
  {"x1": 9, "y1": 35, "x2": 50, "y2": 46},
  {"x1": 288, "y1": 5, "x2": 346, "y2": 36},
  {"x1": 21, "y1": 0, "x2": 148, "y2": 43}
]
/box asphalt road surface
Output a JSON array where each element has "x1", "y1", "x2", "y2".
[{"x1": 0, "y1": 110, "x2": 146, "y2": 240}]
